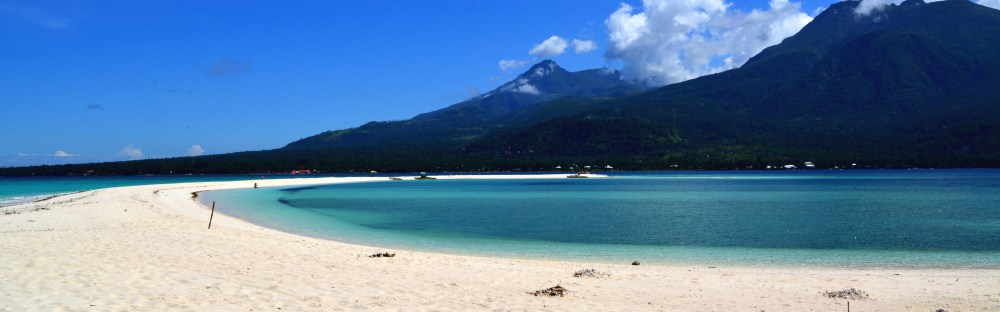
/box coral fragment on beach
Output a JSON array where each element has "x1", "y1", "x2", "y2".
[
  {"x1": 574, "y1": 268, "x2": 611, "y2": 278},
  {"x1": 823, "y1": 288, "x2": 870, "y2": 300},
  {"x1": 529, "y1": 285, "x2": 568, "y2": 297}
]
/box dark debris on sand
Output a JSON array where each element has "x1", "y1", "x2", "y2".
[
  {"x1": 368, "y1": 252, "x2": 396, "y2": 258},
  {"x1": 823, "y1": 288, "x2": 870, "y2": 300},
  {"x1": 529, "y1": 285, "x2": 569, "y2": 297}
]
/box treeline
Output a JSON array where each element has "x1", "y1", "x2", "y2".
[{"x1": 2, "y1": 141, "x2": 996, "y2": 177}]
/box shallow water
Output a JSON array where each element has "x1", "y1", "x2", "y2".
[
  {"x1": 200, "y1": 170, "x2": 1000, "y2": 267},
  {"x1": 0, "y1": 174, "x2": 327, "y2": 207}
]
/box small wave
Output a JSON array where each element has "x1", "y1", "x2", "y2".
[
  {"x1": 0, "y1": 193, "x2": 72, "y2": 208},
  {"x1": 0, "y1": 196, "x2": 35, "y2": 207}
]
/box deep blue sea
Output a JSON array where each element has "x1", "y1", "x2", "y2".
[{"x1": 198, "y1": 170, "x2": 1000, "y2": 268}]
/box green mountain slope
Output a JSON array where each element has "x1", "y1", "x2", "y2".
[
  {"x1": 284, "y1": 60, "x2": 638, "y2": 150},
  {"x1": 466, "y1": 0, "x2": 1000, "y2": 168}
]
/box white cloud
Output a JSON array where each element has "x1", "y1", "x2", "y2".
[
  {"x1": 186, "y1": 145, "x2": 205, "y2": 156},
  {"x1": 498, "y1": 37, "x2": 593, "y2": 72},
  {"x1": 512, "y1": 83, "x2": 540, "y2": 95},
  {"x1": 979, "y1": 0, "x2": 1000, "y2": 9},
  {"x1": 498, "y1": 59, "x2": 529, "y2": 71},
  {"x1": 572, "y1": 39, "x2": 598, "y2": 53},
  {"x1": 812, "y1": 6, "x2": 827, "y2": 16},
  {"x1": 854, "y1": 0, "x2": 959, "y2": 15},
  {"x1": 117, "y1": 145, "x2": 143, "y2": 160},
  {"x1": 605, "y1": 0, "x2": 813, "y2": 86},
  {"x1": 854, "y1": 0, "x2": 897, "y2": 15},
  {"x1": 529, "y1": 35, "x2": 569, "y2": 58},
  {"x1": 52, "y1": 150, "x2": 78, "y2": 157},
  {"x1": 499, "y1": 78, "x2": 542, "y2": 95}
]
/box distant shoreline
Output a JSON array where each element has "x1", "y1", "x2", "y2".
[{"x1": 2, "y1": 166, "x2": 997, "y2": 178}]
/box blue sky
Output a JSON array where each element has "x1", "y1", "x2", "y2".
[{"x1": 0, "y1": 0, "x2": 861, "y2": 166}]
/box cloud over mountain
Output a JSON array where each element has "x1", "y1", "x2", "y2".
[
  {"x1": 499, "y1": 35, "x2": 600, "y2": 72},
  {"x1": 572, "y1": 39, "x2": 597, "y2": 53},
  {"x1": 604, "y1": 0, "x2": 812, "y2": 86},
  {"x1": 854, "y1": 0, "x2": 997, "y2": 15},
  {"x1": 529, "y1": 35, "x2": 569, "y2": 58},
  {"x1": 499, "y1": 59, "x2": 530, "y2": 71},
  {"x1": 853, "y1": 0, "x2": 946, "y2": 15},
  {"x1": 855, "y1": 0, "x2": 903, "y2": 15},
  {"x1": 979, "y1": 0, "x2": 1000, "y2": 10}
]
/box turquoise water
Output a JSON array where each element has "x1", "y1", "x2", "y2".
[
  {"x1": 200, "y1": 170, "x2": 1000, "y2": 268},
  {"x1": 0, "y1": 174, "x2": 336, "y2": 207}
]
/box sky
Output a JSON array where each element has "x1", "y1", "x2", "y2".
[{"x1": 2, "y1": 0, "x2": 997, "y2": 167}]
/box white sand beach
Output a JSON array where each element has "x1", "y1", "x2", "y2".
[{"x1": 1, "y1": 175, "x2": 998, "y2": 311}]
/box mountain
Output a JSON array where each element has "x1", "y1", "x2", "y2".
[
  {"x1": 284, "y1": 60, "x2": 638, "y2": 150},
  {"x1": 465, "y1": 0, "x2": 1000, "y2": 168},
  {"x1": 4, "y1": 0, "x2": 1000, "y2": 175}
]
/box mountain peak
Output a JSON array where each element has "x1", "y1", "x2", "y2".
[
  {"x1": 520, "y1": 60, "x2": 565, "y2": 80},
  {"x1": 746, "y1": 0, "x2": 994, "y2": 68},
  {"x1": 465, "y1": 59, "x2": 633, "y2": 102},
  {"x1": 529, "y1": 59, "x2": 560, "y2": 70},
  {"x1": 483, "y1": 60, "x2": 569, "y2": 97}
]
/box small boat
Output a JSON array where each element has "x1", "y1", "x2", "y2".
[{"x1": 414, "y1": 172, "x2": 437, "y2": 180}]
